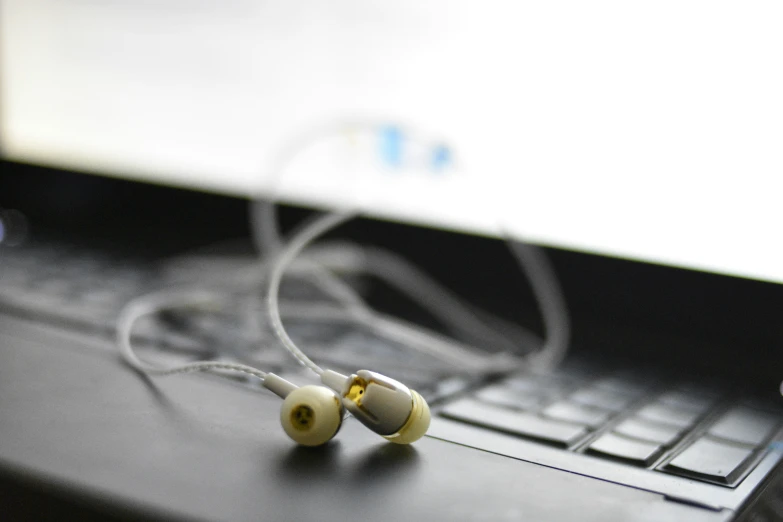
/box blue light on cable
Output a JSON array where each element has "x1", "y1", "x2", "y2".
[
  {"x1": 379, "y1": 126, "x2": 403, "y2": 168},
  {"x1": 431, "y1": 144, "x2": 451, "y2": 172}
]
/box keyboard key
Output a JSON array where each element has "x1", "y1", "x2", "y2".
[
  {"x1": 675, "y1": 382, "x2": 721, "y2": 398},
  {"x1": 570, "y1": 387, "x2": 636, "y2": 411},
  {"x1": 593, "y1": 375, "x2": 647, "y2": 395},
  {"x1": 504, "y1": 374, "x2": 569, "y2": 397},
  {"x1": 613, "y1": 417, "x2": 683, "y2": 446},
  {"x1": 440, "y1": 398, "x2": 588, "y2": 447},
  {"x1": 542, "y1": 401, "x2": 612, "y2": 428},
  {"x1": 657, "y1": 390, "x2": 713, "y2": 412},
  {"x1": 588, "y1": 433, "x2": 663, "y2": 466},
  {"x1": 474, "y1": 385, "x2": 543, "y2": 411},
  {"x1": 537, "y1": 360, "x2": 601, "y2": 382},
  {"x1": 708, "y1": 407, "x2": 779, "y2": 446},
  {"x1": 665, "y1": 437, "x2": 754, "y2": 484},
  {"x1": 636, "y1": 403, "x2": 703, "y2": 428}
]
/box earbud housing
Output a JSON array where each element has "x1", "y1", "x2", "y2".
[
  {"x1": 264, "y1": 375, "x2": 344, "y2": 446},
  {"x1": 321, "y1": 370, "x2": 431, "y2": 444},
  {"x1": 279, "y1": 385, "x2": 344, "y2": 446}
]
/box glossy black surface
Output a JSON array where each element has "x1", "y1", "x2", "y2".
[
  {"x1": 2, "y1": 164, "x2": 781, "y2": 520},
  {"x1": 0, "y1": 315, "x2": 731, "y2": 521}
]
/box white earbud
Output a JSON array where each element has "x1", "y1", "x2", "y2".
[
  {"x1": 321, "y1": 369, "x2": 431, "y2": 444},
  {"x1": 264, "y1": 374, "x2": 344, "y2": 446},
  {"x1": 264, "y1": 371, "x2": 429, "y2": 446}
]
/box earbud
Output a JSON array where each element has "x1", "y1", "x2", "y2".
[
  {"x1": 321, "y1": 370, "x2": 431, "y2": 444},
  {"x1": 264, "y1": 374, "x2": 344, "y2": 446},
  {"x1": 263, "y1": 370, "x2": 430, "y2": 446}
]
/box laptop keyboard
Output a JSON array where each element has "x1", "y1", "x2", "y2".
[
  {"x1": 440, "y1": 371, "x2": 781, "y2": 487},
  {"x1": 0, "y1": 243, "x2": 157, "y2": 333},
  {"x1": 3, "y1": 242, "x2": 781, "y2": 492},
  {"x1": 0, "y1": 242, "x2": 457, "y2": 390}
]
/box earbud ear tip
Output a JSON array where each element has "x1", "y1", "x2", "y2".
[
  {"x1": 384, "y1": 390, "x2": 431, "y2": 445},
  {"x1": 280, "y1": 385, "x2": 344, "y2": 446}
]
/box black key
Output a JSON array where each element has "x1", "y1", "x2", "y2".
[
  {"x1": 542, "y1": 401, "x2": 612, "y2": 428},
  {"x1": 588, "y1": 433, "x2": 663, "y2": 466},
  {"x1": 502, "y1": 375, "x2": 541, "y2": 392},
  {"x1": 613, "y1": 417, "x2": 683, "y2": 446},
  {"x1": 570, "y1": 387, "x2": 636, "y2": 411},
  {"x1": 474, "y1": 385, "x2": 543, "y2": 411},
  {"x1": 593, "y1": 375, "x2": 647, "y2": 395},
  {"x1": 538, "y1": 360, "x2": 601, "y2": 382},
  {"x1": 504, "y1": 374, "x2": 570, "y2": 397},
  {"x1": 636, "y1": 403, "x2": 703, "y2": 428},
  {"x1": 657, "y1": 390, "x2": 713, "y2": 412},
  {"x1": 675, "y1": 382, "x2": 721, "y2": 398},
  {"x1": 440, "y1": 398, "x2": 588, "y2": 447},
  {"x1": 665, "y1": 437, "x2": 754, "y2": 484},
  {"x1": 708, "y1": 407, "x2": 779, "y2": 446}
]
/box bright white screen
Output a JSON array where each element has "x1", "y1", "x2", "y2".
[{"x1": 2, "y1": 1, "x2": 782, "y2": 282}]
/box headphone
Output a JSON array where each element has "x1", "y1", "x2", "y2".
[
  {"x1": 114, "y1": 124, "x2": 457, "y2": 447},
  {"x1": 116, "y1": 288, "x2": 431, "y2": 447},
  {"x1": 264, "y1": 370, "x2": 430, "y2": 446},
  {"x1": 116, "y1": 121, "x2": 570, "y2": 447}
]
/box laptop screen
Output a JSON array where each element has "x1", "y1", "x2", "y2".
[{"x1": 2, "y1": 1, "x2": 781, "y2": 283}]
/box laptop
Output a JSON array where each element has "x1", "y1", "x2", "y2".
[{"x1": 1, "y1": 2, "x2": 782, "y2": 520}]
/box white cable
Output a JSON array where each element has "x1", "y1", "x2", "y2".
[
  {"x1": 117, "y1": 289, "x2": 268, "y2": 382},
  {"x1": 117, "y1": 115, "x2": 570, "y2": 390},
  {"x1": 248, "y1": 117, "x2": 425, "y2": 256},
  {"x1": 253, "y1": 198, "x2": 525, "y2": 360},
  {"x1": 249, "y1": 197, "x2": 284, "y2": 256},
  {"x1": 307, "y1": 242, "x2": 543, "y2": 352},
  {"x1": 506, "y1": 240, "x2": 571, "y2": 370},
  {"x1": 251, "y1": 119, "x2": 570, "y2": 375},
  {"x1": 247, "y1": 126, "x2": 522, "y2": 359},
  {"x1": 276, "y1": 303, "x2": 495, "y2": 369},
  {"x1": 251, "y1": 200, "x2": 368, "y2": 313},
  {"x1": 266, "y1": 210, "x2": 502, "y2": 375},
  {"x1": 266, "y1": 211, "x2": 359, "y2": 375},
  {"x1": 160, "y1": 240, "x2": 502, "y2": 368}
]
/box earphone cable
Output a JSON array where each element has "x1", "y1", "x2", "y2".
[
  {"x1": 265, "y1": 211, "x2": 359, "y2": 375},
  {"x1": 117, "y1": 289, "x2": 268, "y2": 382},
  {"x1": 506, "y1": 239, "x2": 570, "y2": 370},
  {"x1": 265, "y1": 210, "x2": 504, "y2": 375}
]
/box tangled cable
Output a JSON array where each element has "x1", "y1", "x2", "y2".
[{"x1": 117, "y1": 120, "x2": 571, "y2": 390}]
